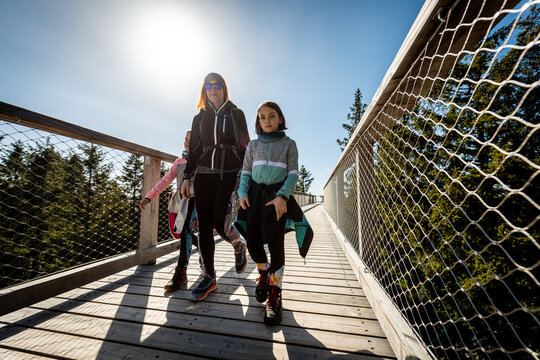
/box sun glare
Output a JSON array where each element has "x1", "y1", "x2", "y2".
[{"x1": 123, "y1": 4, "x2": 209, "y2": 99}]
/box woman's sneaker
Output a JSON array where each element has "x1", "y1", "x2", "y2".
[
  {"x1": 190, "y1": 273, "x2": 217, "y2": 301},
  {"x1": 164, "y1": 267, "x2": 187, "y2": 292},
  {"x1": 264, "y1": 286, "x2": 283, "y2": 325},
  {"x1": 235, "y1": 242, "x2": 248, "y2": 274},
  {"x1": 255, "y1": 270, "x2": 269, "y2": 303}
]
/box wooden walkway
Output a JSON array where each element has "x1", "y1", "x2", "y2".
[{"x1": 0, "y1": 204, "x2": 396, "y2": 359}]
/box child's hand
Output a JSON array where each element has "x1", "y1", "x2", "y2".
[
  {"x1": 265, "y1": 196, "x2": 287, "y2": 220},
  {"x1": 240, "y1": 197, "x2": 250, "y2": 210},
  {"x1": 139, "y1": 198, "x2": 150, "y2": 210},
  {"x1": 181, "y1": 179, "x2": 191, "y2": 199}
]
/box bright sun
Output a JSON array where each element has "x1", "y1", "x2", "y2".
[{"x1": 122, "y1": 3, "x2": 209, "y2": 98}]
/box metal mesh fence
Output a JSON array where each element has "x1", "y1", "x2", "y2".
[
  {"x1": 293, "y1": 191, "x2": 318, "y2": 206},
  {"x1": 325, "y1": 1, "x2": 539, "y2": 359},
  {"x1": 0, "y1": 121, "x2": 175, "y2": 289}
]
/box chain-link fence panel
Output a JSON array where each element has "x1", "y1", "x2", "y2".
[
  {"x1": 0, "y1": 120, "x2": 175, "y2": 289},
  {"x1": 325, "y1": 1, "x2": 539, "y2": 359},
  {"x1": 292, "y1": 191, "x2": 317, "y2": 206}
]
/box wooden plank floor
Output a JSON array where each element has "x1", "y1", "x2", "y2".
[{"x1": 0, "y1": 203, "x2": 396, "y2": 359}]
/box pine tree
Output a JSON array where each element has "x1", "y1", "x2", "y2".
[
  {"x1": 295, "y1": 165, "x2": 314, "y2": 193},
  {"x1": 0, "y1": 139, "x2": 148, "y2": 287},
  {"x1": 337, "y1": 88, "x2": 367, "y2": 151},
  {"x1": 77, "y1": 143, "x2": 125, "y2": 259},
  {"x1": 121, "y1": 153, "x2": 143, "y2": 209},
  {"x1": 118, "y1": 153, "x2": 144, "y2": 245},
  {"x1": 0, "y1": 141, "x2": 32, "y2": 286},
  {"x1": 0, "y1": 139, "x2": 77, "y2": 285}
]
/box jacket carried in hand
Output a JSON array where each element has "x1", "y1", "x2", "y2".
[
  {"x1": 234, "y1": 181, "x2": 313, "y2": 259},
  {"x1": 235, "y1": 132, "x2": 312, "y2": 258},
  {"x1": 184, "y1": 100, "x2": 250, "y2": 180}
]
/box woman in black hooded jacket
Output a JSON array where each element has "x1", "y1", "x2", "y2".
[{"x1": 181, "y1": 72, "x2": 250, "y2": 301}]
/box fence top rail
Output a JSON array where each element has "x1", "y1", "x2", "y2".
[
  {"x1": 0, "y1": 101, "x2": 177, "y2": 162},
  {"x1": 324, "y1": 0, "x2": 520, "y2": 188}
]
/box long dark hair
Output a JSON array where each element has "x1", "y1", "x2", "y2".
[{"x1": 255, "y1": 101, "x2": 287, "y2": 134}]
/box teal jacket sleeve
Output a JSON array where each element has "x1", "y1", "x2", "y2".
[
  {"x1": 277, "y1": 140, "x2": 299, "y2": 200},
  {"x1": 238, "y1": 174, "x2": 251, "y2": 199}
]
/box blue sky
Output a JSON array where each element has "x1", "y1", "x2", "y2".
[{"x1": 0, "y1": 0, "x2": 424, "y2": 195}]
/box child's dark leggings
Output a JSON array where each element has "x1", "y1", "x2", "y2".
[
  {"x1": 194, "y1": 172, "x2": 237, "y2": 276},
  {"x1": 178, "y1": 198, "x2": 196, "y2": 269},
  {"x1": 246, "y1": 203, "x2": 287, "y2": 274}
]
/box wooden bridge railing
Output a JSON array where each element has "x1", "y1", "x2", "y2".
[{"x1": 0, "y1": 101, "x2": 180, "y2": 315}]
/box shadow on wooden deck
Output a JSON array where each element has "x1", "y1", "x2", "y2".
[{"x1": 0, "y1": 204, "x2": 396, "y2": 359}]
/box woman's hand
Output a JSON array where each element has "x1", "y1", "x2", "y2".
[
  {"x1": 266, "y1": 196, "x2": 287, "y2": 220},
  {"x1": 139, "y1": 198, "x2": 150, "y2": 210},
  {"x1": 181, "y1": 179, "x2": 191, "y2": 199},
  {"x1": 240, "y1": 196, "x2": 250, "y2": 210}
]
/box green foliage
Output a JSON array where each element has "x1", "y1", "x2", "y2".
[
  {"x1": 121, "y1": 153, "x2": 143, "y2": 207},
  {"x1": 295, "y1": 164, "x2": 314, "y2": 193},
  {"x1": 120, "y1": 153, "x2": 144, "y2": 242},
  {"x1": 0, "y1": 139, "x2": 157, "y2": 288},
  {"x1": 367, "y1": 6, "x2": 539, "y2": 359},
  {"x1": 337, "y1": 88, "x2": 367, "y2": 151}
]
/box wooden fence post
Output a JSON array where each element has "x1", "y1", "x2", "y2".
[{"x1": 139, "y1": 156, "x2": 161, "y2": 265}]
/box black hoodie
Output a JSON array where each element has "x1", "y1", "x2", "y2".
[{"x1": 184, "y1": 100, "x2": 250, "y2": 180}]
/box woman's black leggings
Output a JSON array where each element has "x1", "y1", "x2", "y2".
[
  {"x1": 246, "y1": 202, "x2": 287, "y2": 274},
  {"x1": 194, "y1": 172, "x2": 237, "y2": 276}
]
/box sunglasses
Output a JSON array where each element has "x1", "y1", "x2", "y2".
[{"x1": 204, "y1": 83, "x2": 223, "y2": 90}]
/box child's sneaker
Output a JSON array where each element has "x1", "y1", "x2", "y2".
[
  {"x1": 235, "y1": 242, "x2": 248, "y2": 274},
  {"x1": 264, "y1": 286, "x2": 283, "y2": 325},
  {"x1": 164, "y1": 267, "x2": 187, "y2": 292},
  {"x1": 255, "y1": 270, "x2": 269, "y2": 303},
  {"x1": 190, "y1": 272, "x2": 216, "y2": 301}
]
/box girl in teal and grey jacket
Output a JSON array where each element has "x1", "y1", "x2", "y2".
[{"x1": 237, "y1": 101, "x2": 305, "y2": 325}]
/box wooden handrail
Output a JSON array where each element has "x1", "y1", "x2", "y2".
[{"x1": 0, "y1": 101, "x2": 177, "y2": 163}]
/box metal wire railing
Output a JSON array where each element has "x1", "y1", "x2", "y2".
[
  {"x1": 325, "y1": 1, "x2": 539, "y2": 359},
  {"x1": 293, "y1": 191, "x2": 318, "y2": 206},
  {"x1": 0, "y1": 120, "x2": 176, "y2": 290}
]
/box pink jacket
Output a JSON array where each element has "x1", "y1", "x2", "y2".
[{"x1": 144, "y1": 157, "x2": 186, "y2": 201}]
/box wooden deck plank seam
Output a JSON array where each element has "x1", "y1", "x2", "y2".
[
  {"x1": 0, "y1": 322, "x2": 217, "y2": 360},
  {"x1": 1, "y1": 315, "x2": 390, "y2": 358},
  {"x1": 24, "y1": 301, "x2": 390, "y2": 341},
  {"x1": 48, "y1": 292, "x2": 380, "y2": 325}
]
